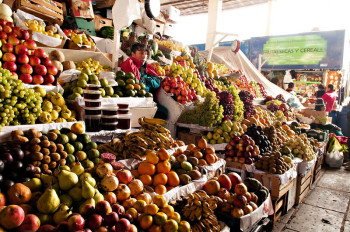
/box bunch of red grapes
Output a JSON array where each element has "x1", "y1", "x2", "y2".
[{"x1": 239, "y1": 90, "x2": 256, "y2": 118}]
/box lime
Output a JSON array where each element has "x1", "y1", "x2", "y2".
[
  {"x1": 82, "y1": 159, "x2": 94, "y2": 169},
  {"x1": 100, "y1": 78, "x2": 109, "y2": 87},
  {"x1": 78, "y1": 73, "x2": 89, "y2": 82},
  {"x1": 73, "y1": 87, "x2": 84, "y2": 95},
  {"x1": 90, "y1": 79, "x2": 100, "y2": 86},
  {"x1": 87, "y1": 149, "x2": 100, "y2": 160},
  {"x1": 145, "y1": 92, "x2": 153, "y2": 98},
  {"x1": 126, "y1": 79, "x2": 135, "y2": 85},
  {"x1": 138, "y1": 89, "x2": 146, "y2": 97},
  {"x1": 140, "y1": 83, "x2": 146, "y2": 89},
  {"x1": 68, "y1": 93, "x2": 81, "y2": 100},
  {"x1": 116, "y1": 91, "x2": 124, "y2": 97},
  {"x1": 86, "y1": 141, "x2": 98, "y2": 150},
  {"x1": 92, "y1": 157, "x2": 100, "y2": 164},
  {"x1": 78, "y1": 134, "x2": 91, "y2": 144},
  {"x1": 116, "y1": 70, "x2": 125, "y2": 78},
  {"x1": 99, "y1": 88, "x2": 106, "y2": 97},
  {"x1": 73, "y1": 141, "x2": 84, "y2": 151},
  {"x1": 125, "y1": 89, "x2": 135, "y2": 97},
  {"x1": 75, "y1": 151, "x2": 87, "y2": 161},
  {"x1": 57, "y1": 134, "x2": 69, "y2": 144},
  {"x1": 77, "y1": 79, "x2": 87, "y2": 88},
  {"x1": 105, "y1": 86, "x2": 114, "y2": 96},
  {"x1": 66, "y1": 154, "x2": 76, "y2": 164},
  {"x1": 67, "y1": 132, "x2": 77, "y2": 142},
  {"x1": 117, "y1": 79, "x2": 126, "y2": 87},
  {"x1": 125, "y1": 84, "x2": 134, "y2": 90},
  {"x1": 82, "y1": 68, "x2": 92, "y2": 75},
  {"x1": 65, "y1": 143, "x2": 75, "y2": 154},
  {"x1": 125, "y1": 72, "x2": 135, "y2": 80},
  {"x1": 89, "y1": 74, "x2": 98, "y2": 82}
]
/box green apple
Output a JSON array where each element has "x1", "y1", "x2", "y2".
[
  {"x1": 78, "y1": 73, "x2": 89, "y2": 82},
  {"x1": 42, "y1": 101, "x2": 53, "y2": 112}
]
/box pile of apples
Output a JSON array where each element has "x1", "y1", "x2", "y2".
[
  {"x1": 162, "y1": 76, "x2": 198, "y2": 104},
  {"x1": 0, "y1": 19, "x2": 58, "y2": 85}
]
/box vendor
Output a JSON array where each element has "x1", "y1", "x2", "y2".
[
  {"x1": 120, "y1": 42, "x2": 168, "y2": 119},
  {"x1": 315, "y1": 84, "x2": 326, "y2": 98},
  {"x1": 321, "y1": 84, "x2": 337, "y2": 113},
  {"x1": 286, "y1": 83, "x2": 295, "y2": 93}
]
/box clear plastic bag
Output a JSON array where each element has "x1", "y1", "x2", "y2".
[{"x1": 325, "y1": 149, "x2": 344, "y2": 168}]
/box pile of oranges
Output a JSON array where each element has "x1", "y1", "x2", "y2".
[{"x1": 132, "y1": 148, "x2": 181, "y2": 194}]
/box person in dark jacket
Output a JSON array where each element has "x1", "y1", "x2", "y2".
[{"x1": 316, "y1": 84, "x2": 326, "y2": 98}]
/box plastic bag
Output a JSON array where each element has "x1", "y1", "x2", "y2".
[{"x1": 325, "y1": 150, "x2": 344, "y2": 168}]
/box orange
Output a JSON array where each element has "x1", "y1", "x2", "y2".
[
  {"x1": 156, "y1": 161, "x2": 171, "y2": 174},
  {"x1": 148, "y1": 224, "x2": 162, "y2": 232},
  {"x1": 153, "y1": 173, "x2": 168, "y2": 186},
  {"x1": 71, "y1": 122, "x2": 84, "y2": 134},
  {"x1": 158, "y1": 148, "x2": 170, "y2": 161},
  {"x1": 205, "y1": 146, "x2": 215, "y2": 155},
  {"x1": 153, "y1": 212, "x2": 168, "y2": 226},
  {"x1": 146, "y1": 151, "x2": 159, "y2": 164},
  {"x1": 198, "y1": 159, "x2": 208, "y2": 166},
  {"x1": 126, "y1": 208, "x2": 138, "y2": 219},
  {"x1": 163, "y1": 219, "x2": 178, "y2": 232},
  {"x1": 160, "y1": 205, "x2": 174, "y2": 217},
  {"x1": 144, "y1": 203, "x2": 159, "y2": 215},
  {"x1": 152, "y1": 195, "x2": 166, "y2": 208},
  {"x1": 205, "y1": 153, "x2": 216, "y2": 165},
  {"x1": 138, "y1": 161, "x2": 156, "y2": 175},
  {"x1": 178, "y1": 221, "x2": 191, "y2": 232},
  {"x1": 167, "y1": 171, "x2": 180, "y2": 187},
  {"x1": 140, "y1": 214, "x2": 153, "y2": 230},
  {"x1": 169, "y1": 212, "x2": 181, "y2": 223},
  {"x1": 176, "y1": 56, "x2": 182, "y2": 62},
  {"x1": 186, "y1": 144, "x2": 196, "y2": 151},
  {"x1": 131, "y1": 170, "x2": 139, "y2": 178},
  {"x1": 134, "y1": 84, "x2": 141, "y2": 91},
  {"x1": 155, "y1": 185, "x2": 167, "y2": 195},
  {"x1": 139, "y1": 174, "x2": 153, "y2": 186},
  {"x1": 134, "y1": 200, "x2": 147, "y2": 213}
]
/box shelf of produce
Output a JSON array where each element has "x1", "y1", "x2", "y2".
[
  {"x1": 216, "y1": 194, "x2": 274, "y2": 231},
  {"x1": 226, "y1": 161, "x2": 255, "y2": 180},
  {"x1": 0, "y1": 121, "x2": 85, "y2": 141}
]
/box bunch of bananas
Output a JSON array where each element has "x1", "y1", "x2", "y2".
[
  {"x1": 98, "y1": 117, "x2": 183, "y2": 160},
  {"x1": 182, "y1": 190, "x2": 220, "y2": 232}
]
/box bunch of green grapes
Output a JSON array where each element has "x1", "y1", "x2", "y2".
[
  {"x1": 228, "y1": 86, "x2": 244, "y2": 122},
  {"x1": 275, "y1": 110, "x2": 286, "y2": 122},
  {"x1": 0, "y1": 68, "x2": 43, "y2": 130},
  {"x1": 179, "y1": 92, "x2": 224, "y2": 128}
]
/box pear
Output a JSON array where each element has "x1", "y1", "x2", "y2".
[
  {"x1": 93, "y1": 189, "x2": 104, "y2": 203},
  {"x1": 59, "y1": 194, "x2": 73, "y2": 207},
  {"x1": 71, "y1": 162, "x2": 84, "y2": 176},
  {"x1": 79, "y1": 173, "x2": 96, "y2": 187},
  {"x1": 53, "y1": 204, "x2": 72, "y2": 225},
  {"x1": 23, "y1": 177, "x2": 42, "y2": 192},
  {"x1": 58, "y1": 170, "x2": 78, "y2": 191},
  {"x1": 41, "y1": 174, "x2": 57, "y2": 189},
  {"x1": 38, "y1": 213, "x2": 53, "y2": 225},
  {"x1": 37, "y1": 188, "x2": 60, "y2": 214},
  {"x1": 68, "y1": 185, "x2": 83, "y2": 202},
  {"x1": 82, "y1": 180, "x2": 95, "y2": 199}
]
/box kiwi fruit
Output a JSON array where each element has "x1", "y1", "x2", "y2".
[
  {"x1": 49, "y1": 50, "x2": 65, "y2": 62},
  {"x1": 62, "y1": 61, "x2": 76, "y2": 70}
]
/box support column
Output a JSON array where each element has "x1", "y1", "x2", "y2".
[
  {"x1": 205, "y1": 0, "x2": 222, "y2": 51},
  {"x1": 266, "y1": 0, "x2": 273, "y2": 36}
]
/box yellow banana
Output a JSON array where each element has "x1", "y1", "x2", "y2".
[{"x1": 143, "y1": 117, "x2": 167, "y2": 126}]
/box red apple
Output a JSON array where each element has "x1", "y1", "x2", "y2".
[
  {"x1": 15, "y1": 45, "x2": 28, "y2": 55},
  {"x1": 170, "y1": 88, "x2": 176, "y2": 94},
  {"x1": 13, "y1": 27, "x2": 21, "y2": 36},
  {"x1": 67, "y1": 214, "x2": 85, "y2": 232},
  {"x1": 238, "y1": 157, "x2": 246, "y2": 164},
  {"x1": 3, "y1": 61, "x2": 17, "y2": 72},
  {"x1": 95, "y1": 201, "x2": 112, "y2": 216},
  {"x1": 170, "y1": 77, "x2": 177, "y2": 83},
  {"x1": 87, "y1": 214, "x2": 103, "y2": 230},
  {"x1": 182, "y1": 95, "x2": 188, "y2": 101},
  {"x1": 231, "y1": 207, "x2": 244, "y2": 218},
  {"x1": 18, "y1": 214, "x2": 40, "y2": 232},
  {"x1": 8, "y1": 35, "x2": 20, "y2": 46},
  {"x1": 19, "y1": 74, "x2": 33, "y2": 84},
  {"x1": 176, "y1": 76, "x2": 183, "y2": 82},
  {"x1": 3, "y1": 25, "x2": 12, "y2": 33},
  {"x1": 177, "y1": 95, "x2": 182, "y2": 102},
  {"x1": 181, "y1": 100, "x2": 187, "y2": 104},
  {"x1": 228, "y1": 172, "x2": 242, "y2": 189},
  {"x1": 17, "y1": 54, "x2": 29, "y2": 64},
  {"x1": 116, "y1": 170, "x2": 133, "y2": 184},
  {"x1": 32, "y1": 75, "x2": 44, "y2": 85},
  {"x1": 218, "y1": 174, "x2": 232, "y2": 191},
  {"x1": 2, "y1": 43, "x2": 13, "y2": 53},
  {"x1": 111, "y1": 204, "x2": 125, "y2": 216},
  {"x1": 115, "y1": 218, "x2": 130, "y2": 232},
  {"x1": 0, "y1": 19, "x2": 6, "y2": 27},
  {"x1": 0, "y1": 193, "x2": 6, "y2": 206},
  {"x1": 171, "y1": 82, "x2": 178, "y2": 89},
  {"x1": 23, "y1": 39, "x2": 37, "y2": 50},
  {"x1": 41, "y1": 57, "x2": 52, "y2": 66},
  {"x1": 163, "y1": 85, "x2": 170, "y2": 92},
  {"x1": 37, "y1": 225, "x2": 56, "y2": 232},
  {"x1": 104, "y1": 212, "x2": 119, "y2": 227},
  {"x1": 44, "y1": 74, "x2": 55, "y2": 84},
  {"x1": 0, "y1": 205, "x2": 25, "y2": 229},
  {"x1": 232, "y1": 194, "x2": 247, "y2": 208},
  {"x1": 34, "y1": 65, "x2": 47, "y2": 75},
  {"x1": 34, "y1": 48, "x2": 47, "y2": 58},
  {"x1": 234, "y1": 183, "x2": 248, "y2": 195},
  {"x1": 175, "y1": 89, "x2": 181, "y2": 96},
  {"x1": 20, "y1": 64, "x2": 33, "y2": 74},
  {"x1": 79, "y1": 203, "x2": 95, "y2": 217},
  {"x1": 46, "y1": 65, "x2": 58, "y2": 75},
  {"x1": 6, "y1": 22, "x2": 14, "y2": 28},
  {"x1": 0, "y1": 32, "x2": 6, "y2": 40},
  {"x1": 19, "y1": 29, "x2": 30, "y2": 40},
  {"x1": 29, "y1": 56, "x2": 41, "y2": 66},
  {"x1": 0, "y1": 25, "x2": 2, "y2": 32},
  {"x1": 3, "y1": 52, "x2": 16, "y2": 62},
  {"x1": 217, "y1": 188, "x2": 230, "y2": 200}
]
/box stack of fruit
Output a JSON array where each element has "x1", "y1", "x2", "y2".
[
  {"x1": 263, "y1": 125, "x2": 285, "y2": 152},
  {"x1": 254, "y1": 151, "x2": 293, "y2": 174},
  {"x1": 162, "y1": 76, "x2": 198, "y2": 104},
  {"x1": 245, "y1": 124, "x2": 272, "y2": 155},
  {"x1": 115, "y1": 71, "x2": 151, "y2": 97},
  {"x1": 150, "y1": 62, "x2": 166, "y2": 76},
  {"x1": 154, "y1": 39, "x2": 189, "y2": 53},
  {"x1": 224, "y1": 134, "x2": 261, "y2": 164},
  {"x1": 23, "y1": 20, "x2": 63, "y2": 40},
  {"x1": 282, "y1": 134, "x2": 317, "y2": 161},
  {"x1": 203, "y1": 120, "x2": 245, "y2": 144},
  {"x1": 179, "y1": 92, "x2": 224, "y2": 128},
  {"x1": 69, "y1": 31, "x2": 95, "y2": 47},
  {"x1": 75, "y1": 57, "x2": 112, "y2": 74}
]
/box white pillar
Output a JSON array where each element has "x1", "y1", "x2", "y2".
[
  {"x1": 266, "y1": 0, "x2": 273, "y2": 36},
  {"x1": 205, "y1": 0, "x2": 222, "y2": 51}
]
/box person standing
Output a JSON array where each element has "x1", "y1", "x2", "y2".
[
  {"x1": 321, "y1": 84, "x2": 337, "y2": 113},
  {"x1": 315, "y1": 84, "x2": 326, "y2": 98}
]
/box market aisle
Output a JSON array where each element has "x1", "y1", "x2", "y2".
[{"x1": 273, "y1": 167, "x2": 350, "y2": 232}]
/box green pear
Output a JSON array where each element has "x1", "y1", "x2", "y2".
[
  {"x1": 41, "y1": 174, "x2": 57, "y2": 189},
  {"x1": 58, "y1": 170, "x2": 78, "y2": 191},
  {"x1": 53, "y1": 204, "x2": 72, "y2": 225},
  {"x1": 207, "y1": 132, "x2": 213, "y2": 139},
  {"x1": 79, "y1": 173, "x2": 96, "y2": 187},
  {"x1": 37, "y1": 188, "x2": 60, "y2": 214},
  {"x1": 82, "y1": 180, "x2": 95, "y2": 199},
  {"x1": 79, "y1": 198, "x2": 95, "y2": 214},
  {"x1": 59, "y1": 194, "x2": 73, "y2": 207},
  {"x1": 68, "y1": 185, "x2": 83, "y2": 202},
  {"x1": 38, "y1": 213, "x2": 53, "y2": 225},
  {"x1": 93, "y1": 189, "x2": 104, "y2": 203},
  {"x1": 71, "y1": 162, "x2": 84, "y2": 176},
  {"x1": 23, "y1": 178, "x2": 42, "y2": 192}
]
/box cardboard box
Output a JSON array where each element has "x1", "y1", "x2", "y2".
[
  {"x1": 94, "y1": 15, "x2": 113, "y2": 33},
  {"x1": 71, "y1": 0, "x2": 94, "y2": 19}
]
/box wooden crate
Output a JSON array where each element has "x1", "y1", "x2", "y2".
[
  {"x1": 295, "y1": 167, "x2": 314, "y2": 205},
  {"x1": 254, "y1": 173, "x2": 295, "y2": 200},
  {"x1": 16, "y1": 0, "x2": 64, "y2": 25},
  {"x1": 269, "y1": 192, "x2": 289, "y2": 228},
  {"x1": 226, "y1": 161, "x2": 253, "y2": 180},
  {"x1": 313, "y1": 154, "x2": 324, "y2": 183}
]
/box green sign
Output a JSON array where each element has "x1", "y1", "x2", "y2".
[{"x1": 262, "y1": 35, "x2": 327, "y2": 65}]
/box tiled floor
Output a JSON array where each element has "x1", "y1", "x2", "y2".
[{"x1": 272, "y1": 167, "x2": 350, "y2": 232}]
